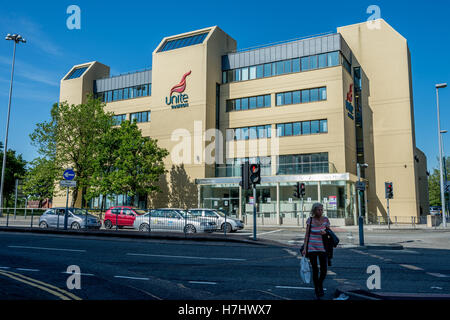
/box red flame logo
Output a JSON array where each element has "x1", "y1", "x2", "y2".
[
  {"x1": 346, "y1": 84, "x2": 353, "y2": 103},
  {"x1": 170, "y1": 71, "x2": 191, "y2": 96}
]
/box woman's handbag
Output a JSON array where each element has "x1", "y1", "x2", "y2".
[
  {"x1": 299, "y1": 256, "x2": 311, "y2": 284},
  {"x1": 326, "y1": 228, "x2": 340, "y2": 247}
]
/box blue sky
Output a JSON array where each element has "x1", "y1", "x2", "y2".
[{"x1": 0, "y1": 0, "x2": 449, "y2": 172}]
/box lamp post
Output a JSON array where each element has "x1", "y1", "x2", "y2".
[
  {"x1": 436, "y1": 83, "x2": 447, "y2": 227},
  {"x1": 357, "y1": 163, "x2": 368, "y2": 246},
  {"x1": 0, "y1": 34, "x2": 26, "y2": 217}
]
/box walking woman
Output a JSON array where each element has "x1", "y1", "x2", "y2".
[{"x1": 302, "y1": 202, "x2": 330, "y2": 299}]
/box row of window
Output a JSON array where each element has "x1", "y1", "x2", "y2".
[
  {"x1": 277, "y1": 152, "x2": 329, "y2": 175},
  {"x1": 112, "y1": 111, "x2": 151, "y2": 125},
  {"x1": 95, "y1": 83, "x2": 152, "y2": 103},
  {"x1": 222, "y1": 51, "x2": 340, "y2": 84},
  {"x1": 276, "y1": 119, "x2": 328, "y2": 137},
  {"x1": 276, "y1": 87, "x2": 327, "y2": 106},
  {"x1": 226, "y1": 94, "x2": 271, "y2": 112},
  {"x1": 233, "y1": 125, "x2": 272, "y2": 140}
]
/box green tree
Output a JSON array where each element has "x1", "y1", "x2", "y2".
[
  {"x1": 428, "y1": 157, "x2": 450, "y2": 206},
  {"x1": 30, "y1": 96, "x2": 114, "y2": 207},
  {"x1": 0, "y1": 143, "x2": 27, "y2": 207},
  {"x1": 107, "y1": 120, "x2": 168, "y2": 206},
  {"x1": 21, "y1": 157, "x2": 57, "y2": 208}
]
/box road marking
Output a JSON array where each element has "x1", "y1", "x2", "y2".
[
  {"x1": 427, "y1": 272, "x2": 450, "y2": 278},
  {"x1": 61, "y1": 272, "x2": 95, "y2": 277},
  {"x1": 400, "y1": 264, "x2": 424, "y2": 271},
  {"x1": 0, "y1": 267, "x2": 10, "y2": 269},
  {"x1": 431, "y1": 286, "x2": 443, "y2": 290},
  {"x1": 327, "y1": 271, "x2": 336, "y2": 275},
  {"x1": 0, "y1": 269, "x2": 82, "y2": 300},
  {"x1": 275, "y1": 285, "x2": 327, "y2": 291},
  {"x1": 257, "y1": 229, "x2": 283, "y2": 236},
  {"x1": 127, "y1": 253, "x2": 246, "y2": 261},
  {"x1": 188, "y1": 281, "x2": 217, "y2": 285},
  {"x1": 114, "y1": 275, "x2": 149, "y2": 281},
  {"x1": 16, "y1": 268, "x2": 40, "y2": 272},
  {"x1": 8, "y1": 245, "x2": 86, "y2": 253}
]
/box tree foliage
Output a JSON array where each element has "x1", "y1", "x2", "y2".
[
  {"x1": 21, "y1": 157, "x2": 57, "y2": 207},
  {"x1": 428, "y1": 157, "x2": 450, "y2": 206},
  {"x1": 0, "y1": 143, "x2": 27, "y2": 207}
]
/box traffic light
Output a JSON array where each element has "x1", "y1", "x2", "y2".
[
  {"x1": 239, "y1": 162, "x2": 250, "y2": 190},
  {"x1": 249, "y1": 163, "x2": 261, "y2": 186},
  {"x1": 385, "y1": 182, "x2": 393, "y2": 199},
  {"x1": 300, "y1": 183, "x2": 306, "y2": 197},
  {"x1": 293, "y1": 182, "x2": 306, "y2": 198}
]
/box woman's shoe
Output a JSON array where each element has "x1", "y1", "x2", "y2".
[{"x1": 318, "y1": 285, "x2": 325, "y2": 297}]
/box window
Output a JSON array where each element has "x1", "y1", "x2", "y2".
[
  {"x1": 130, "y1": 111, "x2": 150, "y2": 123},
  {"x1": 284, "y1": 60, "x2": 292, "y2": 73},
  {"x1": 249, "y1": 126, "x2": 257, "y2": 139},
  {"x1": 311, "y1": 120, "x2": 319, "y2": 133},
  {"x1": 264, "y1": 63, "x2": 272, "y2": 77},
  {"x1": 256, "y1": 65, "x2": 264, "y2": 78},
  {"x1": 284, "y1": 123, "x2": 293, "y2": 136},
  {"x1": 242, "y1": 127, "x2": 249, "y2": 140},
  {"x1": 276, "y1": 93, "x2": 284, "y2": 106},
  {"x1": 319, "y1": 87, "x2": 327, "y2": 100},
  {"x1": 235, "y1": 99, "x2": 241, "y2": 111},
  {"x1": 257, "y1": 96, "x2": 264, "y2": 108},
  {"x1": 320, "y1": 119, "x2": 328, "y2": 133},
  {"x1": 301, "y1": 56, "x2": 310, "y2": 71},
  {"x1": 235, "y1": 69, "x2": 241, "y2": 81},
  {"x1": 257, "y1": 126, "x2": 265, "y2": 138},
  {"x1": 293, "y1": 90, "x2": 301, "y2": 104},
  {"x1": 276, "y1": 61, "x2": 284, "y2": 75},
  {"x1": 293, "y1": 122, "x2": 301, "y2": 135},
  {"x1": 302, "y1": 121, "x2": 311, "y2": 134},
  {"x1": 277, "y1": 124, "x2": 285, "y2": 136},
  {"x1": 249, "y1": 66, "x2": 257, "y2": 80},
  {"x1": 249, "y1": 97, "x2": 257, "y2": 109},
  {"x1": 292, "y1": 58, "x2": 300, "y2": 72},
  {"x1": 277, "y1": 152, "x2": 329, "y2": 175},
  {"x1": 113, "y1": 114, "x2": 126, "y2": 125},
  {"x1": 65, "y1": 66, "x2": 88, "y2": 80},
  {"x1": 266, "y1": 125, "x2": 271, "y2": 138},
  {"x1": 301, "y1": 89, "x2": 310, "y2": 103},
  {"x1": 310, "y1": 55, "x2": 318, "y2": 70},
  {"x1": 241, "y1": 97, "x2": 248, "y2": 110},
  {"x1": 310, "y1": 88, "x2": 319, "y2": 102},
  {"x1": 318, "y1": 54, "x2": 327, "y2": 68},
  {"x1": 328, "y1": 51, "x2": 339, "y2": 66},
  {"x1": 284, "y1": 92, "x2": 292, "y2": 105},
  {"x1": 241, "y1": 67, "x2": 249, "y2": 81},
  {"x1": 159, "y1": 32, "x2": 208, "y2": 52},
  {"x1": 264, "y1": 95, "x2": 271, "y2": 107}
]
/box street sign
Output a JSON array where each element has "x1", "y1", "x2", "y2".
[
  {"x1": 356, "y1": 181, "x2": 366, "y2": 191},
  {"x1": 60, "y1": 180, "x2": 76, "y2": 188},
  {"x1": 63, "y1": 169, "x2": 75, "y2": 181}
]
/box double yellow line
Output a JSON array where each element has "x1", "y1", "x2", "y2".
[{"x1": 0, "y1": 269, "x2": 82, "y2": 300}]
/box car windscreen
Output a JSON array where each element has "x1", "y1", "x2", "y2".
[{"x1": 70, "y1": 208, "x2": 89, "y2": 216}]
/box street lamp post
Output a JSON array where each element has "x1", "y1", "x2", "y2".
[
  {"x1": 357, "y1": 163, "x2": 368, "y2": 246},
  {"x1": 0, "y1": 34, "x2": 26, "y2": 217},
  {"x1": 436, "y1": 83, "x2": 447, "y2": 227}
]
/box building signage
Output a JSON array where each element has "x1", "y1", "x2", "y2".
[
  {"x1": 345, "y1": 83, "x2": 354, "y2": 120},
  {"x1": 165, "y1": 71, "x2": 191, "y2": 109}
]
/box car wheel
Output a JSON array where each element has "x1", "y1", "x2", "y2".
[
  {"x1": 184, "y1": 224, "x2": 196, "y2": 234},
  {"x1": 104, "y1": 220, "x2": 112, "y2": 229},
  {"x1": 222, "y1": 223, "x2": 232, "y2": 233},
  {"x1": 71, "y1": 222, "x2": 81, "y2": 230},
  {"x1": 139, "y1": 223, "x2": 150, "y2": 232},
  {"x1": 39, "y1": 221, "x2": 48, "y2": 228}
]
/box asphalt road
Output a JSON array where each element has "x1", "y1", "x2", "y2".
[{"x1": 0, "y1": 231, "x2": 449, "y2": 300}]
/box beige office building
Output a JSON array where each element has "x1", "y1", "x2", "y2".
[{"x1": 55, "y1": 19, "x2": 428, "y2": 226}]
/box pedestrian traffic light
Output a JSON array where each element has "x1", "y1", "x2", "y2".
[
  {"x1": 249, "y1": 163, "x2": 261, "y2": 186},
  {"x1": 385, "y1": 182, "x2": 393, "y2": 199},
  {"x1": 239, "y1": 162, "x2": 250, "y2": 190},
  {"x1": 293, "y1": 182, "x2": 306, "y2": 198}
]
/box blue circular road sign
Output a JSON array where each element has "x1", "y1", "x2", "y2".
[{"x1": 63, "y1": 169, "x2": 75, "y2": 181}]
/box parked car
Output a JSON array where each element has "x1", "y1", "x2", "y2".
[
  {"x1": 188, "y1": 208, "x2": 244, "y2": 233},
  {"x1": 133, "y1": 208, "x2": 217, "y2": 233},
  {"x1": 103, "y1": 206, "x2": 148, "y2": 229},
  {"x1": 39, "y1": 207, "x2": 101, "y2": 229},
  {"x1": 429, "y1": 206, "x2": 442, "y2": 215}
]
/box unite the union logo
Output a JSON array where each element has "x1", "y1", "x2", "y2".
[{"x1": 166, "y1": 71, "x2": 191, "y2": 109}]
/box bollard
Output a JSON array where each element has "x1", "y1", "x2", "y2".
[
  {"x1": 395, "y1": 216, "x2": 397, "y2": 225},
  {"x1": 6, "y1": 208, "x2": 9, "y2": 227},
  {"x1": 31, "y1": 209, "x2": 34, "y2": 228}
]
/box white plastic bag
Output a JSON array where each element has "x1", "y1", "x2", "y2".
[{"x1": 299, "y1": 256, "x2": 311, "y2": 284}]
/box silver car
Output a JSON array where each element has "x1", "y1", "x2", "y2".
[
  {"x1": 133, "y1": 208, "x2": 216, "y2": 233},
  {"x1": 39, "y1": 207, "x2": 102, "y2": 230},
  {"x1": 188, "y1": 208, "x2": 244, "y2": 233}
]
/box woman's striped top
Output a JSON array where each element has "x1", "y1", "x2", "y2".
[{"x1": 306, "y1": 216, "x2": 330, "y2": 253}]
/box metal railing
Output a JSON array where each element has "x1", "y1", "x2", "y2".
[{"x1": 0, "y1": 207, "x2": 243, "y2": 237}]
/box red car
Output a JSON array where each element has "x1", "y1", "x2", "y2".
[{"x1": 103, "y1": 206, "x2": 147, "y2": 229}]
